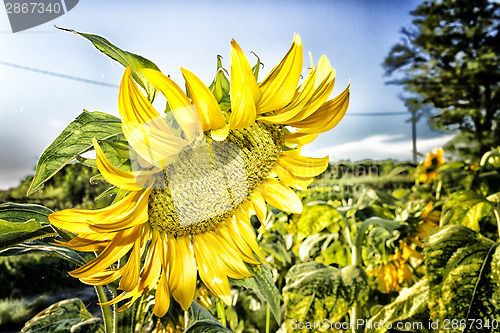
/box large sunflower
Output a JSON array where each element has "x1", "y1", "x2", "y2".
[{"x1": 48, "y1": 34, "x2": 350, "y2": 317}]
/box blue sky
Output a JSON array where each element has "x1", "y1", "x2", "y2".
[{"x1": 0, "y1": 0, "x2": 452, "y2": 189}]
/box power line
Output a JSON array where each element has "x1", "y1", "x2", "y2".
[{"x1": 0, "y1": 61, "x2": 119, "y2": 88}]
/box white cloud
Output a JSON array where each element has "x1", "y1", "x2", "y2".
[{"x1": 302, "y1": 134, "x2": 456, "y2": 162}]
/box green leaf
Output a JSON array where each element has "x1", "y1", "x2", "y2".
[
  {"x1": 296, "y1": 204, "x2": 343, "y2": 241},
  {"x1": 58, "y1": 27, "x2": 160, "y2": 101},
  {"x1": 441, "y1": 190, "x2": 492, "y2": 231},
  {"x1": 424, "y1": 225, "x2": 500, "y2": 331},
  {"x1": 0, "y1": 202, "x2": 53, "y2": 222},
  {"x1": 0, "y1": 203, "x2": 56, "y2": 250},
  {"x1": 229, "y1": 263, "x2": 281, "y2": 323},
  {"x1": 366, "y1": 278, "x2": 429, "y2": 333},
  {"x1": 28, "y1": 110, "x2": 122, "y2": 195},
  {"x1": 283, "y1": 263, "x2": 369, "y2": 331},
  {"x1": 0, "y1": 241, "x2": 87, "y2": 266},
  {"x1": 21, "y1": 298, "x2": 101, "y2": 333},
  {"x1": 209, "y1": 56, "x2": 230, "y2": 102},
  {"x1": 185, "y1": 301, "x2": 233, "y2": 333}
]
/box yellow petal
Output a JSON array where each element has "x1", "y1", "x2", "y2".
[
  {"x1": 217, "y1": 218, "x2": 260, "y2": 265},
  {"x1": 48, "y1": 190, "x2": 148, "y2": 234},
  {"x1": 118, "y1": 237, "x2": 142, "y2": 292},
  {"x1": 143, "y1": 68, "x2": 200, "y2": 141},
  {"x1": 288, "y1": 83, "x2": 350, "y2": 133},
  {"x1": 257, "y1": 69, "x2": 318, "y2": 124},
  {"x1": 272, "y1": 164, "x2": 314, "y2": 191},
  {"x1": 211, "y1": 122, "x2": 230, "y2": 141},
  {"x1": 193, "y1": 234, "x2": 232, "y2": 305},
  {"x1": 89, "y1": 190, "x2": 151, "y2": 232},
  {"x1": 229, "y1": 80, "x2": 256, "y2": 129},
  {"x1": 119, "y1": 67, "x2": 160, "y2": 124},
  {"x1": 94, "y1": 138, "x2": 145, "y2": 192},
  {"x1": 69, "y1": 225, "x2": 142, "y2": 278},
  {"x1": 165, "y1": 236, "x2": 181, "y2": 293},
  {"x1": 258, "y1": 34, "x2": 303, "y2": 113},
  {"x1": 277, "y1": 151, "x2": 329, "y2": 178},
  {"x1": 181, "y1": 67, "x2": 225, "y2": 131},
  {"x1": 230, "y1": 215, "x2": 266, "y2": 263},
  {"x1": 231, "y1": 40, "x2": 262, "y2": 104},
  {"x1": 138, "y1": 230, "x2": 162, "y2": 292},
  {"x1": 79, "y1": 269, "x2": 121, "y2": 286},
  {"x1": 153, "y1": 273, "x2": 171, "y2": 317},
  {"x1": 284, "y1": 61, "x2": 336, "y2": 122},
  {"x1": 284, "y1": 131, "x2": 319, "y2": 145},
  {"x1": 171, "y1": 236, "x2": 197, "y2": 311},
  {"x1": 261, "y1": 178, "x2": 303, "y2": 214},
  {"x1": 250, "y1": 190, "x2": 267, "y2": 223},
  {"x1": 122, "y1": 120, "x2": 187, "y2": 166},
  {"x1": 203, "y1": 232, "x2": 252, "y2": 279}
]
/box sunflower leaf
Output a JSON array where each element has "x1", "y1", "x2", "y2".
[
  {"x1": 229, "y1": 262, "x2": 281, "y2": 323},
  {"x1": 424, "y1": 225, "x2": 500, "y2": 329},
  {"x1": 366, "y1": 278, "x2": 429, "y2": 333},
  {"x1": 295, "y1": 205, "x2": 343, "y2": 241},
  {"x1": 441, "y1": 190, "x2": 492, "y2": 231},
  {"x1": 58, "y1": 27, "x2": 160, "y2": 102},
  {"x1": 27, "y1": 110, "x2": 122, "y2": 195},
  {"x1": 0, "y1": 203, "x2": 56, "y2": 250},
  {"x1": 0, "y1": 240, "x2": 87, "y2": 266},
  {"x1": 282, "y1": 263, "x2": 369, "y2": 331},
  {"x1": 21, "y1": 298, "x2": 101, "y2": 333},
  {"x1": 185, "y1": 301, "x2": 233, "y2": 333}
]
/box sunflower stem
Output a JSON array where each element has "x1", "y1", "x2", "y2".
[
  {"x1": 350, "y1": 218, "x2": 382, "y2": 333},
  {"x1": 265, "y1": 302, "x2": 271, "y2": 333},
  {"x1": 95, "y1": 286, "x2": 114, "y2": 333},
  {"x1": 216, "y1": 299, "x2": 227, "y2": 327}
]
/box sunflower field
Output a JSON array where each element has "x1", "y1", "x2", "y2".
[{"x1": 1, "y1": 30, "x2": 500, "y2": 333}]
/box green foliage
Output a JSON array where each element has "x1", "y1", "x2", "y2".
[
  {"x1": 283, "y1": 262, "x2": 369, "y2": 332},
  {"x1": 366, "y1": 279, "x2": 429, "y2": 333},
  {"x1": 229, "y1": 263, "x2": 281, "y2": 323},
  {"x1": 0, "y1": 253, "x2": 80, "y2": 299},
  {"x1": 58, "y1": 27, "x2": 161, "y2": 102},
  {"x1": 185, "y1": 302, "x2": 232, "y2": 333},
  {"x1": 27, "y1": 111, "x2": 122, "y2": 196},
  {"x1": 425, "y1": 225, "x2": 500, "y2": 329},
  {"x1": 384, "y1": 0, "x2": 500, "y2": 158},
  {"x1": 21, "y1": 298, "x2": 101, "y2": 333},
  {"x1": 441, "y1": 190, "x2": 493, "y2": 232},
  {"x1": 0, "y1": 203, "x2": 55, "y2": 251}
]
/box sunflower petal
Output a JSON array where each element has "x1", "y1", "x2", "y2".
[
  {"x1": 261, "y1": 178, "x2": 302, "y2": 214},
  {"x1": 203, "y1": 232, "x2": 252, "y2": 279},
  {"x1": 153, "y1": 273, "x2": 170, "y2": 317},
  {"x1": 94, "y1": 138, "x2": 145, "y2": 191},
  {"x1": 277, "y1": 151, "x2": 329, "y2": 178},
  {"x1": 181, "y1": 67, "x2": 225, "y2": 131},
  {"x1": 272, "y1": 164, "x2": 314, "y2": 191},
  {"x1": 287, "y1": 83, "x2": 350, "y2": 132},
  {"x1": 69, "y1": 225, "x2": 142, "y2": 278},
  {"x1": 230, "y1": 215, "x2": 266, "y2": 262},
  {"x1": 193, "y1": 234, "x2": 232, "y2": 305},
  {"x1": 230, "y1": 40, "x2": 261, "y2": 129},
  {"x1": 118, "y1": 237, "x2": 142, "y2": 292},
  {"x1": 143, "y1": 68, "x2": 200, "y2": 141},
  {"x1": 284, "y1": 131, "x2": 319, "y2": 145},
  {"x1": 49, "y1": 190, "x2": 148, "y2": 234},
  {"x1": 119, "y1": 67, "x2": 161, "y2": 124},
  {"x1": 171, "y1": 236, "x2": 197, "y2": 311},
  {"x1": 250, "y1": 190, "x2": 267, "y2": 223},
  {"x1": 258, "y1": 34, "x2": 303, "y2": 113}
]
